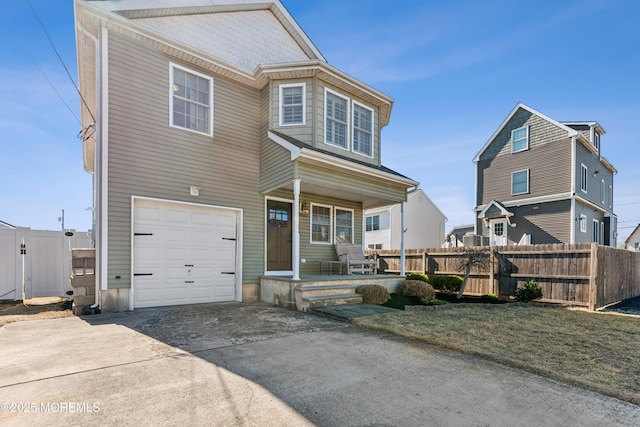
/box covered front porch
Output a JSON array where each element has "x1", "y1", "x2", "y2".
[{"x1": 260, "y1": 274, "x2": 405, "y2": 312}]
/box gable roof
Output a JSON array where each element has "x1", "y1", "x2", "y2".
[
  {"x1": 477, "y1": 200, "x2": 513, "y2": 220},
  {"x1": 473, "y1": 103, "x2": 579, "y2": 163},
  {"x1": 407, "y1": 188, "x2": 448, "y2": 221},
  {"x1": 0, "y1": 220, "x2": 16, "y2": 229},
  {"x1": 625, "y1": 224, "x2": 640, "y2": 244}
]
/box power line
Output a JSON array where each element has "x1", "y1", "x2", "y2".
[{"x1": 27, "y1": 0, "x2": 96, "y2": 123}]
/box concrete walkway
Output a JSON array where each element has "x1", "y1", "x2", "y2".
[{"x1": 1, "y1": 302, "x2": 638, "y2": 426}]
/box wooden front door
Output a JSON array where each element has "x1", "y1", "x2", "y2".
[{"x1": 267, "y1": 200, "x2": 292, "y2": 271}]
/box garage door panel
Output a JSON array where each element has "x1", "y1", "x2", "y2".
[{"x1": 134, "y1": 199, "x2": 238, "y2": 309}]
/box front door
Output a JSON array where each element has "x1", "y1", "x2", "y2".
[
  {"x1": 489, "y1": 219, "x2": 507, "y2": 246},
  {"x1": 267, "y1": 200, "x2": 292, "y2": 271}
]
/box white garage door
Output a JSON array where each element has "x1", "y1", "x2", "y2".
[{"x1": 133, "y1": 199, "x2": 238, "y2": 308}]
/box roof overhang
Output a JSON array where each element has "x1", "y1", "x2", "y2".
[{"x1": 477, "y1": 200, "x2": 514, "y2": 220}]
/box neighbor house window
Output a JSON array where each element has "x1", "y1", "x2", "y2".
[
  {"x1": 601, "y1": 179, "x2": 606, "y2": 204},
  {"x1": 593, "y1": 219, "x2": 599, "y2": 243},
  {"x1": 170, "y1": 63, "x2": 213, "y2": 136},
  {"x1": 592, "y1": 130, "x2": 600, "y2": 150},
  {"x1": 608, "y1": 185, "x2": 613, "y2": 208},
  {"x1": 511, "y1": 169, "x2": 529, "y2": 195},
  {"x1": 352, "y1": 102, "x2": 373, "y2": 157},
  {"x1": 580, "y1": 164, "x2": 588, "y2": 193},
  {"x1": 366, "y1": 215, "x2": 380, "y2": 231},
  {"x1": 368, "y1": 243, "x2": 383, "y2": 250},
  {"x1": 279, "y1": 84, "x2": 305, "y2": 126},
  {"x1": 325, "y1": 89, "x2": 349, "y2": 149},
  {"x1": 579, "y1": 214, "x2": 587, "y2": 233},
  {"x1": 335, "y1": 208, "x2": 354, "y2": 244},
  {"x1": 311, "y1": 204, "x2": 332, "y2": 244},
  {"x1": 635, "y1": 242, "x2": 639, "y2": 251},
  {"x1": 511, "y1": 126, "x2": 529, "y2": 153}
]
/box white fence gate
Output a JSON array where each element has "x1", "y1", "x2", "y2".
[{"x1": 0, "y1": 228, "x2": 92, "y2": 300}]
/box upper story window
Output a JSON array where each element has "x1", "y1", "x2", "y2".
[
  {"x1": 325, "y1": 89, "x2": 349, "y2": 149},
  {"x1": 511, "y1": 126, "x2": 529, "y2": 153},
  {"x1": 279, "y1": 84, "x2": 305, "y2": 126},
  {"x1": 511, "y1": 169, "x2": 529, "y2": 195},
  {"x1": 170, "y1": 63, "x2": 213, "y2": 136},
  {"x1": 580, "y1": 164, "x2": 588, "y2": 193},
  {"x1": 366, "y1": 215, "x2": 380, "y2": 232},
  {"x1": 311, "y1": 204, "x2": 332, "y2": 244},
  {"x1": 592, "y1": 129, "x2": 600, "y2": 150},
  {"x1": 335, "y1": 208, "x2": 354, "y2": 244},
  {"x1": 353, "y1": 102, "x2": 373, "y2": 157}
]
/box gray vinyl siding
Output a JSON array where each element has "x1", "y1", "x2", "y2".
[
  {"x1": 106, "y1": 31, "x2": 264, "y2": 288},
  {"x1": 266, "y1": 189, "x2": 363, "y2": 275},
  {"x1": 477, "y1": 136, "x2": 571, "y2": 205},
  {"x1": 479, "y1": 108, "x2": 569, "y2": 161},
  {"x1": 574, "y1": 142, "x2": 614, "y2": 210},
  {"x1": 574, "y1": 201, "x2": 603, "y2": 244}
]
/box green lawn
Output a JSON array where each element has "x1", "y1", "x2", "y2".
[{"x1": 352, "y1": 305, "x2": 640, "y2": 405}]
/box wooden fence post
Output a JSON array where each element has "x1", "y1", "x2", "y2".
[{"x1": 588, "y1": 242, "x2": 598, "y2": 311}]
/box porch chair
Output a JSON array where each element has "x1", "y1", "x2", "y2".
[{"x1": 335, "y1": 243, "x2": 377, "y2": 275}]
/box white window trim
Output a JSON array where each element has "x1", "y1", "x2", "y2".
[
  {"x1": 593, "y1": 219, "x2": 599, "y2": 243},
  {"x1": 310, "y1": 203, "x2": 333, "y2": 245},
  {"x1": 580, "y1": 164, "x2": 588, "y2": 193},
  {"x1": 334, "y1": 207, "x2": 355, "y2": 244},
  {"x1": 279, "y1": 83, "x2": 306, "y2": 127},
  {"x1": 511, "y1": 169, "x2": 530, "y2": 195},
  {"x1": 366, "y1": 214, "x2": 380, "y2": 232},
  {"x1": 579, "y1": 214, "x2": 587, "y2": 233},
  {"x1": 169, "y1": 63, "x2": 214, "y2": 137},
  {"x1": 511, "y1": 126, "x2": 529, "y2": 153},
  {"x1": 324, "y1": 88, "x2": 350, "y2": 151},
  {"x1": 351, "y1": 100, "x2": 374, "y2": 158}
]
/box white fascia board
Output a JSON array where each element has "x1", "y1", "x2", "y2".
[
  {"x1": 473, "y1": 103, "x2": 579, "y2": 163},
  {"x1": 474, "y1": 192, "x2": 574, "y2": 212},
  {"x1": 573, "y1": 194, "x2": 614, "y2": 214},
  {"x1": 267, "y1": 130, "x2": 302, "y2": 160},
  {"x1": 408, "y1": 188, "x2": 448, "y2": 221},
  {"x1": 600, "y1": 156, "x2": 617, "y2": 174}
]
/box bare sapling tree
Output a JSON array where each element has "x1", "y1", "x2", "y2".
[{"x1": 455, "y1": 248, "x2": 491, "y2": 299}]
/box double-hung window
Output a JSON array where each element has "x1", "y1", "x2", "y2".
[
  {"x1": 353, "y1": 102, "x2": 373, "y2": 157},
  {"x1": 511, "y1": 169, "x2": 529, "y2": 195},
  {"x1": 170, "y1": 64, "x2": 213, "y2": 136},
  {"x1": 335, "y1": 208, "x2": 354, "y2": 244},
  {"x1": 325, "y1": 90, "x2": 349, "y2": 149},
  {"x1": 366, "y1": 215, "x2": 380, "y2": 232},
  {"x1": 580, "y1": 164, "x2": 588, "y2": 193},
  {"x1": 311, "y1": 204, "x2": 332, "y2": 244},
  {"x1": 511, "y1": 126, "x2": 529, "y2": 153},
  {"x1": 279, "y1": 84, "x2": 305, "y2": 126}
]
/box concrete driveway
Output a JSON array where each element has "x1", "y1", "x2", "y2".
[{"x1": 0, "y1": 303, "x2": 638, "y2": 426}]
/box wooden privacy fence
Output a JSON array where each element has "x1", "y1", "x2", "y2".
[{"x1": 368, "y1": 243, "x2": 640, "y2": 311}]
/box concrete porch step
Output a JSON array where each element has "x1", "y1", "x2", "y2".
[
  {"x1": 299, "y1": 293, "x2": 363, "y2": 312},
  {"x1": 295, "y1": 284, "x2": 358, "y2": 298}
]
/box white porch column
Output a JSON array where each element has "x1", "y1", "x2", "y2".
[
  {"x1": 400, "y1": 201, "x2": 406, "y2": 276},
  {"x1": 292, "y1": 179, "x2": 301, "y2": 280}
]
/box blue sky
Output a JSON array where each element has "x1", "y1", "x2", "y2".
[{"x1": 1, "y1": 0, "x2": 639, "y2": 242}]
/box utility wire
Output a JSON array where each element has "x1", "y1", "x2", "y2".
[{"x1": 27, "y1": 0, "x2": 96, "y2": 123}]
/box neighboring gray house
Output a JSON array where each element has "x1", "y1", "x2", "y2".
[
  {"x1": 473, "y1": 103, "x2": 617, "y2": 246},
  {"x1": 443, "y1": 224, "x2": 474, "y2": 248},
  {"x1": 364, "y1": 188, "x2": 447, "y2": 250},
  {"x1": 74, "y1": 0, "x2": 417, "y2": 311},
  {"x1": 625, "y1": 224, "x2": 640, "y2": 252}
]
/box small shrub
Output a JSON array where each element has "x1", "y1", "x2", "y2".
[
  {"x1": 420, "y1": 298, "x2": 448, "y2": 306},
  {"x1": 431, "y1": 275, "x2": 463, "y2": 295},
  {"x1": 397, "y1": 280, "x2": 435, "y2": 299},
  {"x1": 482, "y1": 294, "x2": 500, "y2": 301},
  {"x1": 405, "y1": 273, "x2": 429, "y2": 283},
  {"x1": 356, "y1": 284, "x2": 390, "y2": 305},
  {"x1": 514, "y1": 280, "x2": 543, "y2": 302}
]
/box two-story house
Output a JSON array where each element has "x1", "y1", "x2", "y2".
[
  {"x1": 74, "y1": 0, "x2": 417, "y2": 311},
  {"x1": 364, "y1": 188, "x2": 447, "y2": 250},
  {"x1": 473, "y1": 103, "x2": 617, "y2": 247}
]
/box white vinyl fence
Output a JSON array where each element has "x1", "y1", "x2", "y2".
[{"x1": 0, "y1": 228, "x2": 92, "y2": 300}]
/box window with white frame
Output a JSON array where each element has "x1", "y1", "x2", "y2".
[
  {"x1": 580, "y1": 164, "x2": 588, "y2": 193},
  {"x1": 592, "y1": 130, "x2": 600, "y2": 150},
  {"x1": 511, "y1": 126, "x2": 529, "y2": 153},
  {"x1": 170, "y1": 64, "x2": 213, "y2": 136},
  {"x1": 279, "y1": 84, "x2": 305, "y2": 126},
  {"x1": 601, "y1": 179, "x2": 605, "y2": 204},
  {"x1": 368, "y1": 243, "x2": 383, "y2": 250},
  {"x1": 366, "y1": 215, "x2": 380, "y2": 231},
  {"x1": 593, "y1": 219, "x2": 599, "y2": 243},
  {"x1": 325, "y1": 90, "x2": 349, "y2": 149},
  {"x1": 511, "y1": 169, "x2": 529, "y2": 195},
  {"x1": 352, "y1": 102, "x2": 373, "y2": 157},
  {"x1": 311, "y1": 204, "x2": 332, "y2": 244},
  {"x1": 608, "y1": 185, "x2": 613, "y2": 208},
  {"x1": 335, "y1": 208, "x2": 354, "y2": 244},
  {"x1": 579, "y1": 214, "x2": 587, "y2": 233}
]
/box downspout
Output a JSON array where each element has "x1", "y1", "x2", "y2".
[
  {"x1": 292, "y1": 179, "x2": 301, "y2": 280},
  {"x1": 400, "y1": 201, "x2": 406, "y2": 276}
]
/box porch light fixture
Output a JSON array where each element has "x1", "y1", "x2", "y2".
[
  {"x1": 190, "y1": 186, "x2": 200, "y2": 196},
  {"x1": 300, "y1": 201, "x2": 310, "y2": 216}
]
